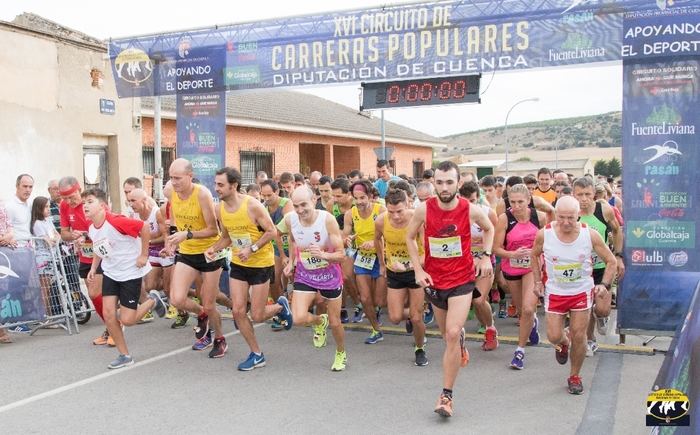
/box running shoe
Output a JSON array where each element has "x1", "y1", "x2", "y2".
[
  {"x1": 596, "y1": 316, "x2": 609, "y2": 336},
  {"x1": 165, "y1": 304, "x2": 178, "y2": 319},
  {"x1": 414, "y1": 347, "x2": 428, "y2": 366},
  {"x1": 567, "y1": 375, "x2": 584, "y2": 395},
  {"x1": 149, "y1": 290, "x2": 167, "y2": 317},
  {"x1": 476, "y1": 325, "x2": 486, "y2": 334},
  {"x1": 270, "y1": 316, "x2": 284, "y2": 331},
  {"x1": 138, "y1": 312, "x2": 154, "y2": 324},
  {"x1": 529, "y1": 316, "x2": 540, "y2": 345},
  {"x1": 107, "y1": 334, "x2": 116, "y2": 347},
  {"x1": 331, "y1": 350, "x2": 347, "y2": 372},
  {"x1": 107, "y1": 354, "x2": 134, "y2": 370},
  {"x1": 277, "y1": 295, "x2": 293, "y2": 330},
  {"x1": 364, "y1": 329, "x2": 384, "y2": 344},
  {"x1": 482, "y1": 326, "x2": 499, "y2": 351},
  {"x1": 423, "y1": 304, "x2": 435, "y2": 325},
  {"x1": 586, "y1": 340, "x2": 599, "y2": 357},
  {"x1": 510, "y1": 350, "x2": 525, "y2": 370},
  {"x1": 459, "y1": 328, "x2": 469, "y2": 367},
  {"x1": 194, "y1": 313, "x2": 209, "y2": 339},
  {"x1": 9, "y1": 324, "x2": 31, "y2": 333},
  {"x1": 434, "y1": 393, "x2": 453, "y2": 417},
  {"x1": 498, "y1": 301, "x2": 507, "y2": 318},
  {"x1": 507, "y1": 304, "x2": 517, "y2": 318},
  {"x1": 238, "y1": 352, "x2": 266, "y2": 371},
  {"x1": 93, "y1": 329, "x2": 109, "y2": 346},
  {"x1": 405, "y1": 319, "x2": 413, "y2": 334},
  {"x1": 313, "y1": 314, "x2": 329, "y2": 348},
  {"x1": 340, "y1": 309, "x2": 349, "y2": 324},
  {"x1": 192, "y1": 330, "x2": 213, "y2": 351},
  {"x1": 555, "y1": 343, "x2": 569, "y2": 365},
  {"x1": 208, "y1": 337, "x2": 228, "y2": 359},
  {"x1": 352, "y1": 304, "x2": 364, "y2": 323},
  {"x1": 171, "y1": 311, "x2": 189, "y2": 328}
]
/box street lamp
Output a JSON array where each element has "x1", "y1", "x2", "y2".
[{"x1": 504, "y1": 97, "x2": 539, "y2": 177}]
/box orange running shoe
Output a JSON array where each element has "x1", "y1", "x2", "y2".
[
  {"x1": 507, "y1": 304, "x2": 517, "y2": 318},
  {"x1": 434, "y1": 393, "x2": 453, "y2": 417},
  {"x1": 92, "y1": 329, "x2": 109, "y2": 346},
  {"x1": 481, "y1": 326, "x2": 499, "y2": 351},
  {"x1": 459, "y1": 328, "x2": 470, "y2": 367}
]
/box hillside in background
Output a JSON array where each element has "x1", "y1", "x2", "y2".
[{"x1": 437, "y1": 111, "x2": 621, "y2": 158}]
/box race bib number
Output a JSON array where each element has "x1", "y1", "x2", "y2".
[
  {"x1": 354, "y1": 251, "x2": 377, "y2": 270},
  {"x1": 510, "y1": 257, "x2": 531, "y2": 269},
  {"x1": 281, "y1": 234, "x2": 289, "y2": 248},
  {"x1": 92, "y1": 239, "x2": 110, "y2": 258},
  {"x1": 471, "y1": 246, "x2": 484, "y2": 258},
  {"x1": 230, "y1": 233, "x2": 252, "y2": 250},
  {"x1": 300, "y1": 251, "x2": 329, "y2": 270},
  {"x1": 591, "y1": 252, "x2": 602, "y2": 265},
  {"x1": 80, "y1": 242, "x2": 94, "y2": 258},
  {"x1": 553, "y1": 263, "x2": 583, "y2": 283},
  {"x1": 206, "y1": 248, "x2": 230, "y2": 263},
  {"x1": 389, "y1": 255, "x2": 412, "y2": 271},
  {"x1": 428, "y1": 236, "x2": 462, "y2": 258}
]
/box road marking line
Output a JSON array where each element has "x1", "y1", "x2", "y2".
[{"x1": 0, "y1": 324, "x2": 263, "y2": 414}]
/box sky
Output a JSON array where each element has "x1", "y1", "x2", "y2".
[{"x1": 2, "y1": 0, "x2": 623, "y2": 137}]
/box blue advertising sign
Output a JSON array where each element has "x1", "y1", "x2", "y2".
[
  {"x1": 619, "y1": 7, "x2": 700, "y2": 333},
  {"x1": 0, "y1": 247, "x2": 45, "y2": 323},
  {"x1": 175, "y1": 47, "x2": 227, "y2": 193},
  {"x1": 109, "y1": 1, "x2": 699, "y2": 97}
]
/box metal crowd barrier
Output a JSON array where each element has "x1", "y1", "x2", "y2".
[{"x1": 0, "y1": 238, "x2": 93, "y2": 336}]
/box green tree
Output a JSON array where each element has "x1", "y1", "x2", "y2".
[
  {"x1": 607, "y1": 157, "x2": 621, "y2": 178},
  {"x1": 594, "y1": 159, "x2": 609, "y2": 176}
]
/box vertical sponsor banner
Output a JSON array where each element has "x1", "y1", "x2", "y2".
[
  {"x1": 620, "y1": 8, "x2": 700, "y2": 333},
  {"x1": 176, "y1": 46, "x2": 227, "y2": 194},
  {"x1": 0, "y1": 247, "x2": 45, "y2": 323}
]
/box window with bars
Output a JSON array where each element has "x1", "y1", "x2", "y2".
[
  {"x1": 142, "y1": 147, "x2": 175, "y2": 182},
  {"x1": 240, "y1": 151, "x2": 274, "y2": 186}
]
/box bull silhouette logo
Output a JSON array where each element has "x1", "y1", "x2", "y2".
[
  {"x1": 114, "y1": 48, "x2": 153, "y2": 86},
  {"x1": 646, "y1": 389, "x2": 690, "y2": 426}
]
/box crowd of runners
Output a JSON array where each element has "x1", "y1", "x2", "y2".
[{"x1": 0, "y1": 158, "x2": 626, "y2": 417}]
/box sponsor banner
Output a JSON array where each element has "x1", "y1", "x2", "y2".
[
  {"x1": 0, "y1": 247, "x2": 45, "y2": 323},
  {"x1": 175, "y1": 47, "x2": 226, "y2": 193},
  {"x1": 650, "y1": 283, "x2": 700, "y2": 433},
  {"x1": 622, "y1": 6, "x2": 700, "y2": 60},
  {"x1": 620, "y1": 7, "x2": 700, "y2": 333},
  {"x1": 109, "y1": 1, "x2": 696, "y2": 97}
]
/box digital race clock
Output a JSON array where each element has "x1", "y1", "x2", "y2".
[{"x1": 360, "y1": 74, "x2": 481, "y2": 110}]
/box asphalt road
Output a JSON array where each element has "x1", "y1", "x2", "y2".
[{"x1": 0, "y1": 311, "x2": 665, "y2": 434}]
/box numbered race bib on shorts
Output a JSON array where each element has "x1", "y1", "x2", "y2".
[
  {"x1": 230, "y1": 233, "x2": 252, "y2": 251},
  {"x1": 428, "y1": 236, "x2": 462, "y2": 258},
  {"x1": 206, "y1": 248, "x2": 230, "y2": 263},
  {"x1": 93, "y1": 239, "x2": 111, "y2": 258},
  {"x1": 554, "y1": 263, "x2": 583, "y2": 283},
  {"x1": 354, "y1": 250, "x2": 377, "y2": 270},
  {"x1": 510, "y1": 256, "x2": 531, "y2": 269},
  {"x1": 281, "y1": 234, "x2": 290, "y2": 248},
  {"x1": 300, "y1": 251, "x2": 329, "y2": 270},
  {"x1": 80, "y1": 241, "x2": 94, "y2": 258},
  {"x1": 591, "y1": 252, "x2": 602, "y2": 266}
]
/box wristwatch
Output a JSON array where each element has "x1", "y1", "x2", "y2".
[
  {"x1": 614, "y1": 252, "x2": 624, "y2": 260},
  {"x1": 483, "y1": 250, "x2": 492, "y2": 256},
  {"x1": 186, "y1": 229, "x2": 193, "y2": 240},
  {"x1": 251, "y1": 244, "x2": 259, "y2": 253},
  {"x1": 601, "y1": 282, "x2": 611, "y2": 290}
]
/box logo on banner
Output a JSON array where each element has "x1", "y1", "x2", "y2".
[
  {"x1": 628, "y1": 221, "x2": 694, "y2": 248},
  {"x1": 668, "y1": 251, "x2": 689, "y2": 267},
  {"x1": 632, "y1": 107, "x2": 695, "y2": 136},
  {"x1": 178, "y1": 39, "x2": 192, "y2": 58},
  {"x1": 646, "y1": 389, "x2": 690, "y2": 426},
  {"x1": 0, "y1": 251, "x2": 20, "y2": 279},
  {"x1": 643, "y1": 141, "x2": 682, "y2": 176},
  {"x1": 114, "y1": 48, "x2": 153, "y2": 85},
  {"x1": 630, "y1": 249, "x2": 664, "y2": 266}
]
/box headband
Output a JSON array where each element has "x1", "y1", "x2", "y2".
[
  {"x1": 59, "y1": 184, "x2": 80, "y2": 196},
  {"x1": 352, "y1": 184, "x2": 368, "y2": 194}
]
